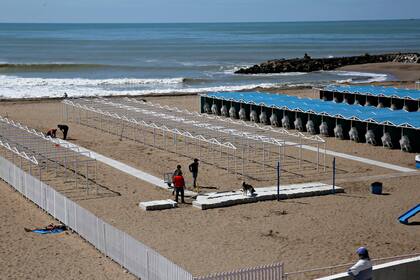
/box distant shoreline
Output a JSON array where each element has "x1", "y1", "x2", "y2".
[{"x1": 0, "y1": 18, "x2": 419, "y2": 25}]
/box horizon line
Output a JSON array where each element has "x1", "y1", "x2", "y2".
[{"x1": 0, "y1": 18, "x2": 419, "y2": 25}]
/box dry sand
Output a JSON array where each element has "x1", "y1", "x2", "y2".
[
  {"x1": 0, "y1": 89, "x2": 419, "y2": 279},
  {"x1": 0, "y1": 180, "x2": 135, "y2": 280}
]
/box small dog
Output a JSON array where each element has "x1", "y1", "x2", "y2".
[{"x1": 242, "y1": 182, "x2": 255, "y2": 196}]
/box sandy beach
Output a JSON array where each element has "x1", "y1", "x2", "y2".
[
  {"x1": 0, "y1": 180, "x2": 135, "y2": 280},
  {"x1": 0, "y1": 72, "x2": 419, "y2": 278}
]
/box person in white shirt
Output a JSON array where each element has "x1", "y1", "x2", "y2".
[{"x1": 348, "y1": 247, "x2": 373, "y2": 280}]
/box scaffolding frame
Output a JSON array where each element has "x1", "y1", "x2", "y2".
[
  {"x1": 0, "y1": 116, "x2": 97, "y2": 193},
  {"x1": 62, "y1": 98, "x2": 326, "y2": 182}
]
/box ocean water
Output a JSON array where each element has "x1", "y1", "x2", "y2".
[{"x1": 0, "y1": 20, "x2": 420, "y2": 99}]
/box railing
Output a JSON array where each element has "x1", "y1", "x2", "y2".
[
  {"x1": 0, "y1": 155, "x2": 193, "y2": 280},
  {"x1": 284, "y1": 252, "x2": 420, "y2": 280},
  {"x1": 194, "y1": 263, "x2": 283, "y2": 280}
]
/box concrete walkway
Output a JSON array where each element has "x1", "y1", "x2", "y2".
[
  {"x1": 284, "y1": 141, "x2": 416, "y2": 173},
  {"x1": 193, "y1": 182, "x2": 344, "y2": 210},
  {"x1": 321, "y1": 171, "x2": 420, "y2": 185},
  {"x1": 55, "y1": 139, "x2": 197, "y2": 197}
]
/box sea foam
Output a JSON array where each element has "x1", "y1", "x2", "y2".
[
  {"x1": 0, "y1": 75, "x2": 284, "y2": 99},
  {"x1": 332, "y1": 71, "x2": 388, "y2": 83}
]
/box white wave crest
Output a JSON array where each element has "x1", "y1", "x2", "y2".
[
  {"x1": 0, "y1": 75, "x2": 184, "y2": 88},
  {"x1": 0, "y1": 75, "x2": 288, "y2": 99},
  {"x1": 331, "y1": 71, "x2": 388, "y2": 83},
  {"x1": 249, "y1": 72, "x2": 308, "y2": 77},
  {"x1": 221, "y1": 65, "x2": 252, "y2": 74}
]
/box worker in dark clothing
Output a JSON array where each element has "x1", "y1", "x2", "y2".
[
  {"x1": 173, "y1": 165, "x2": 183, "y2": 177},
  {"x1": 57, "y1": 124, "x2": 69, "y2": 140},
  {"x1": 46, "y1": 128, "x2": 57, "y2": 138},
  {"x1": 189, "y1": 158, "x2": 199, "y2": 189},
  {"x1": 172, "y1": 174, "x2": 185, "y2": 203}
]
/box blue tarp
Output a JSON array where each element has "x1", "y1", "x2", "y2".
[
  {"x1": 32, "y1": 228, "x2": 65, "y2": 234},
  {"x1": 324, "y1": 85, "x2": 420, "y2": 101},
  {"x1": 203, "y1": 91, "x2": 420, "y2": 130}
]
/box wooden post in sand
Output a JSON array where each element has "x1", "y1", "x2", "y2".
[
  {"x1": 277, "y1": 161, "x2": 280, "y2": 201},
  {"x1": 332, "y1": 157, "x2": 336, "y2": 194}
]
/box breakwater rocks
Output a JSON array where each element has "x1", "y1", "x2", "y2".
[{"x1": 235, "y1": 53, "x2": 420, "y2": 74}]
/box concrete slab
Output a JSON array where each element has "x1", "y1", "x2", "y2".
[
  {"x1": 193, "y1": 182, "x2": 344, "y2": 210},
  {"x1": 139, "y1": 199, "x2": 177, "y2": 211}
]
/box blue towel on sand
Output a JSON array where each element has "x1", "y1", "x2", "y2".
[{"x1": 32, "y1": 228, "x2": 65, "y2": 234}]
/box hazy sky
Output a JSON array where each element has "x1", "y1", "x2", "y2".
[{"x1": 1, "y1": 0, "x2": 419, "y2": 23}]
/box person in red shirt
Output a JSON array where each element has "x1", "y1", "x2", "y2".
[
  {"x1": 46, "y1": 128, "x2": 57, "y2": 138},
  {"x1": 172, "y1": 174, "x2": 185, "y2": 203}
]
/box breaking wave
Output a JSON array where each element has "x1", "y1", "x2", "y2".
[
  {"x1": 332, "y1": 71, "x2": 388, "y2": 83},
  {"x1": 0, "y1": 75, "x2": 185, "y2": 87},
  {"x1": 0, "y1": 74, "x2": 291, "y2": 99}
]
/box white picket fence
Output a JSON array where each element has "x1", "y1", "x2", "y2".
[
  {"x1": 0, "y1": 155, "x2": 193, "y2": 280},
  {"x1": 195, "y1": 263, "x2": 284, "y2": 280},
  {"x1": 0, "y1": 154, "x2": 284, "y2": 280}
]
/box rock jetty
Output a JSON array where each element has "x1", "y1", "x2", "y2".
[{"x1": 235, "y1": 53, "x2": 420, "y2": 74}]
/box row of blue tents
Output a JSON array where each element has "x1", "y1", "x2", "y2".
[
  {"x1": 324, "y1": 85, "x2": 420, "y2": 101},
  {"x1": 204, "y1": 91, "x2": 420, "y2": 130}
]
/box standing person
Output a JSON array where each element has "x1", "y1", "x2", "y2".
[
  {"x1": 348, "y1": 247, "x2": 373, "y2": 280},
  {"x1": 57, "y1": 124, "x2": 69, "y2": 140},
  {"x1": 173, "y1": 165, "x2": 183, "y2": 177},
  {"x1": 189, "y1": 158, "x2": 199, "y2": 189},
  {"x1": 172, "y1": 174, "x2": 185, "y2": 203},
  {"x1": 172, "y1": 165, "x2": 183, "y2": 195}
]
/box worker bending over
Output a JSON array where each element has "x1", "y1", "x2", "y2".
[
  {"x1": 57, "y1": 124, "x2": 69, "y2": 140},
  {"x1": 46, "y1": 128, "x2": 57, "y2": 138}
]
